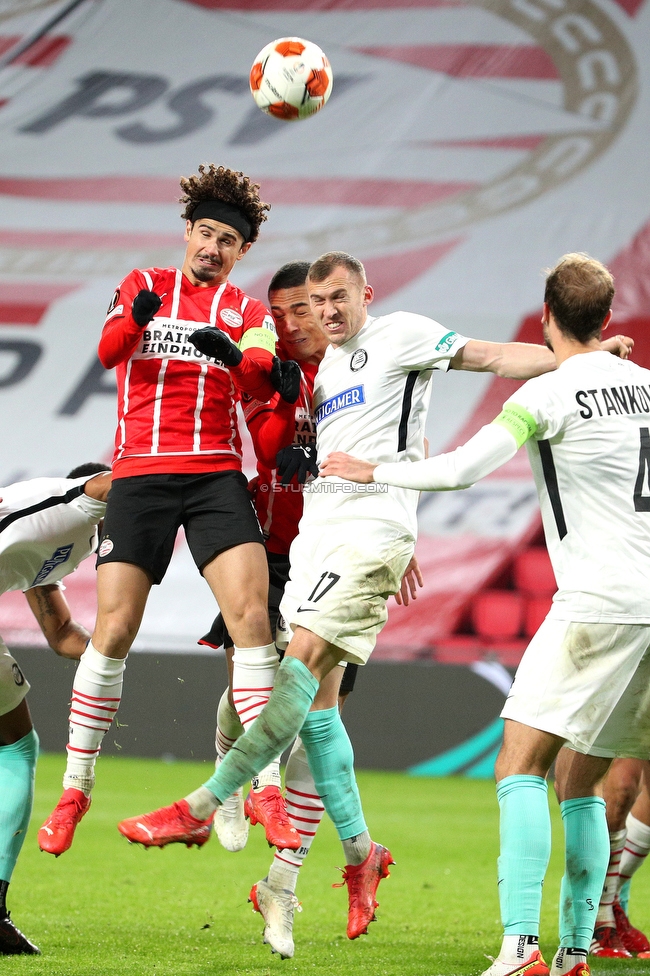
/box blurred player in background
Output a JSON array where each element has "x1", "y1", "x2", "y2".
[
  {"x1": 321, "y1": 253, "x2": 642, "y2": 976},
  {"x1": 565, "y1": 756, "x2": 650, "y2": 958},
  {"x1": 0, "y1": 462, "x2": 110, "y2": 954},
  {"x1": 39, "y1": 165, "x2": 299, "y2": 858},
  {"x1": 119, "y1": 249, "x2": 587, "y2": 943}
]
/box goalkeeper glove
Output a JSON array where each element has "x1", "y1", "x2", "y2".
[
  {"x1": 270, "y1": 356, "x2": 301, "y2": 404},
  {"x1": 131, "y1": 290, "x2": 162, "y2": 326},
  {"x1": 276, "y1": 444, "x2": 319, "y2": 485},
  {"x1": 188, "y1": 327, "x2": 243, "y2": 367}
]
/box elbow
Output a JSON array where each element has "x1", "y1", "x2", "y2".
[{"x1": 98, "y1": 349, "x2": 116, "y2": 370}]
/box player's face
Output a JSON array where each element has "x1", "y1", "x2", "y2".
[
  {"x1": 308, "y1": 267, "x2": 373, "y2": 346},
  {"x1": 182, "y1": 218, "x2": 251, "y2": 287},
  {"x1": 270, "y1": 285, "x2": 328, "y2": 365}
]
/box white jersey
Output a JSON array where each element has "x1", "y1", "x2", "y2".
[
  {"x1": 0, "y1": 476, "x2": 106, "y2": 595},
  {"x1": 510, "y1": 351, "x2": 650, "y2": 622},
  {"x1": 306, "y1": 311, "x2": 469, "y2": 537}
]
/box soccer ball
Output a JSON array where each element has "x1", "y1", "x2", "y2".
[{"x1": 250, "y1": 37, "x2": 333, "y2": 121}]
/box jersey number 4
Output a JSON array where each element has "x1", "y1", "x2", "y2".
[{"x1": 634, "y1": 428, "x2": 650, "y2": 512}]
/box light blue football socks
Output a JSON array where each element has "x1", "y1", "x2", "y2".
[
  {"x1": 202, "y1": 656, "x2": 318, "y2": 803},
  {"x1": 496, "y1": 774, "x2": 551, "y2": 936},
  {"x1": 558, "y1": 795, "x2": 608, "y2": 951},
  {"x1": 0, "y1": 729, "x2": 38, "y2": 884},
  {"x1": 300, "y1": 705, "x2": 367, "y2": 841}
]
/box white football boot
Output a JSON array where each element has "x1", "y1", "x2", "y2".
[
  {"x1": 213, "y1": 788, "x2": 248, "y2": 852},
  {"x1": 249, "y1": 878, "x2": 302, "y2": 959}
]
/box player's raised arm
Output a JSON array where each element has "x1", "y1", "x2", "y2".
[
  {"x1": 450, "y1": 337, "x2": 556, "y2": 379},
  {"x1": 240, "y1": 390, "x2": 297, "y2": 469},
  {"x1": 98, "y1": 272, "x2": 160, "y2": 369},
  {"x1": 451, "y1": 332, "x2": 633, "y2": 379},
  {"x1": 321, "y1": 404, "x2": 534, "y2": 490}
]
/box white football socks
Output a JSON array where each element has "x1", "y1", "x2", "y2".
[
  {"x1": 215, "y1": 688, "x2": 244, "y2": 761},
  {"x1": 595, "y1": 827, "x2": 627, "y2": 926},
  {"x1": 618, "y1": 813, "x2": 650, "y2": 892},
  {"x1": 267, "y1": 738, "x2": 325, "y2": 894},
  {"x1": 231, "y1": 642, "x2": 282, "y2": 791},
  {"x1": 62, "y1": 641, "x2": 126, "y2": 796},
  {"x1": 185, "y1": 786, "x2": 219, "y2": 820},
  {"x1": 488, "y1": 935, "x2": 540, "y2": 974},
  {"x1": 342, "y1": 829, "x2": 371, "y2": 866},
  {"x1": 551, "y1": 946, "x2": 587, "y2": 975}
]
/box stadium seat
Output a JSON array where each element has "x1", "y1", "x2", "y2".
[
  {"x1": 513, "y1": 547, "x2": 556, "y2": 596},
  {"x1": 471, "y1": 591, "x2": 524, "y2": 640},
  {"x1": 524, "y1": 595, "x2": 553, "y2": 637}
]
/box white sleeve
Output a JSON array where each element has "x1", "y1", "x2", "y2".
[
  {"x1": 373, "y1": 423, "x2": 519, "y2": 490},
  {"x1": 389, "y1": 312, "x2": 470, "y2": 372}
]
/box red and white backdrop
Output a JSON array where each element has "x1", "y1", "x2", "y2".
[{"x1": 1, "y1": 0, "x2": 649, "y2": 652}]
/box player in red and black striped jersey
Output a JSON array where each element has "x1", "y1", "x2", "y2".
[{"x1": 39, "y1": 165, "x2": 299, "y2": 857}]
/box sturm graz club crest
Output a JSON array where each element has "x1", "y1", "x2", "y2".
[{"x1": 350, "y1": 349, "x2": 368, "y2": 372}]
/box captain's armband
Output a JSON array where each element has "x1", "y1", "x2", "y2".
[
  {"x1": 239, "y1": 323, "x2": 277, "y2": 356},
  {"x1": 492, "y1": 403, "x2": 537, "y2": 449}
]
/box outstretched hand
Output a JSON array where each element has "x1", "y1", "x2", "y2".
[
  {"x1": 394, "y1": 555, "x2": 424, "y2": 606},
  {"x1": 319, "y1": 452, "x2": 377, "y2": 483},
  {"x1": 602, "y1": 334, "x2": 634, "y2": 359}
]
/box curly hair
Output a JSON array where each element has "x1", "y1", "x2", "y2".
[{"x1": 179, "y1": 164, "x2": 270, "y2": 244}]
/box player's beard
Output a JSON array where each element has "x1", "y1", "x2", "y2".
[
  {"x1": 192, "y1": 261, "x2": 221, "y2": 283},
  {"x1": 543, "y1": 321, "x2": 554, "y2": 352}
]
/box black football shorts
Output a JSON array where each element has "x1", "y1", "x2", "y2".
[{"x1": 97, "y1": 471, "x2": 264, "y2": 584}]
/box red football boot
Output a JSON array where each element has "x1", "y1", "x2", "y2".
[
  {"x1": 38, "y1": 788, "x2": 91, "y2": 856},
  {"x1": 613, "y1": 900, "x2": 650, "y2": 957},
  {"x1": 244, "y1": 786, "x2": 301, "y2": 850},
  {"x1": 590, "y1": 923, "x2": 632, "y2": 958},
  {"x1": 560, "y1": 964, "x2": 590, "y2": 976},
  {"x1": 117, "y1": 799, "x2": 212, "y2": 849},
  {"x1": 334, "y1": 841, "x2": 394, "y2": 939},
  {"x1": 481, "y1": 948, "x2": 549, "y2": 976}
]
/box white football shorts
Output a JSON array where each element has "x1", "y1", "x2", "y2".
[
  {"x1": 0, "y1": 637, "x2": 30, "y2": 717},
  {"x1": 277, "y1": 519, "x2": 414, "y2": 665},
  {"x1": 502, "y1": 617, "x2": 650, "y2": 758}
]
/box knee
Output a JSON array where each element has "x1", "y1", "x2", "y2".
[{"x1": 93, "y1": 609, "x2": 139, "y2": 655}]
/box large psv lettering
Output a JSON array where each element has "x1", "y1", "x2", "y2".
[{"x1": 315, "y1": 386, "x2": 365, "y2": 425}]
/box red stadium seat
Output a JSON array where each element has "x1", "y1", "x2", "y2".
[
  {"x1": 471, "y1": 591, "x2": 524, "y2": 639},
  {"x1": 513, "y1": 547, "x2": 556, "y2": 596},
  {"x1": 524, "y1": 595, "x2": 553, "y2": 637}
]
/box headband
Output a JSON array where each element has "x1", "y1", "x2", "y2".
[{"x1": 190, "y1": 200, "x2": 252, "y2": 243}]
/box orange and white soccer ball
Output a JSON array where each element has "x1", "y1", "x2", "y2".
[{"x1": 250, "y1": 37, "x2": 333, "y2": 121}]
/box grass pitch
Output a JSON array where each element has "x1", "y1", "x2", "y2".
[{"x1": 4, "y1": 754, "x2": 650, "y2": 975}]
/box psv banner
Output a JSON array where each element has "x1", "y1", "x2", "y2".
[{"x1": 0, "y1": 0, "x2": 648, "y2": 650}]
